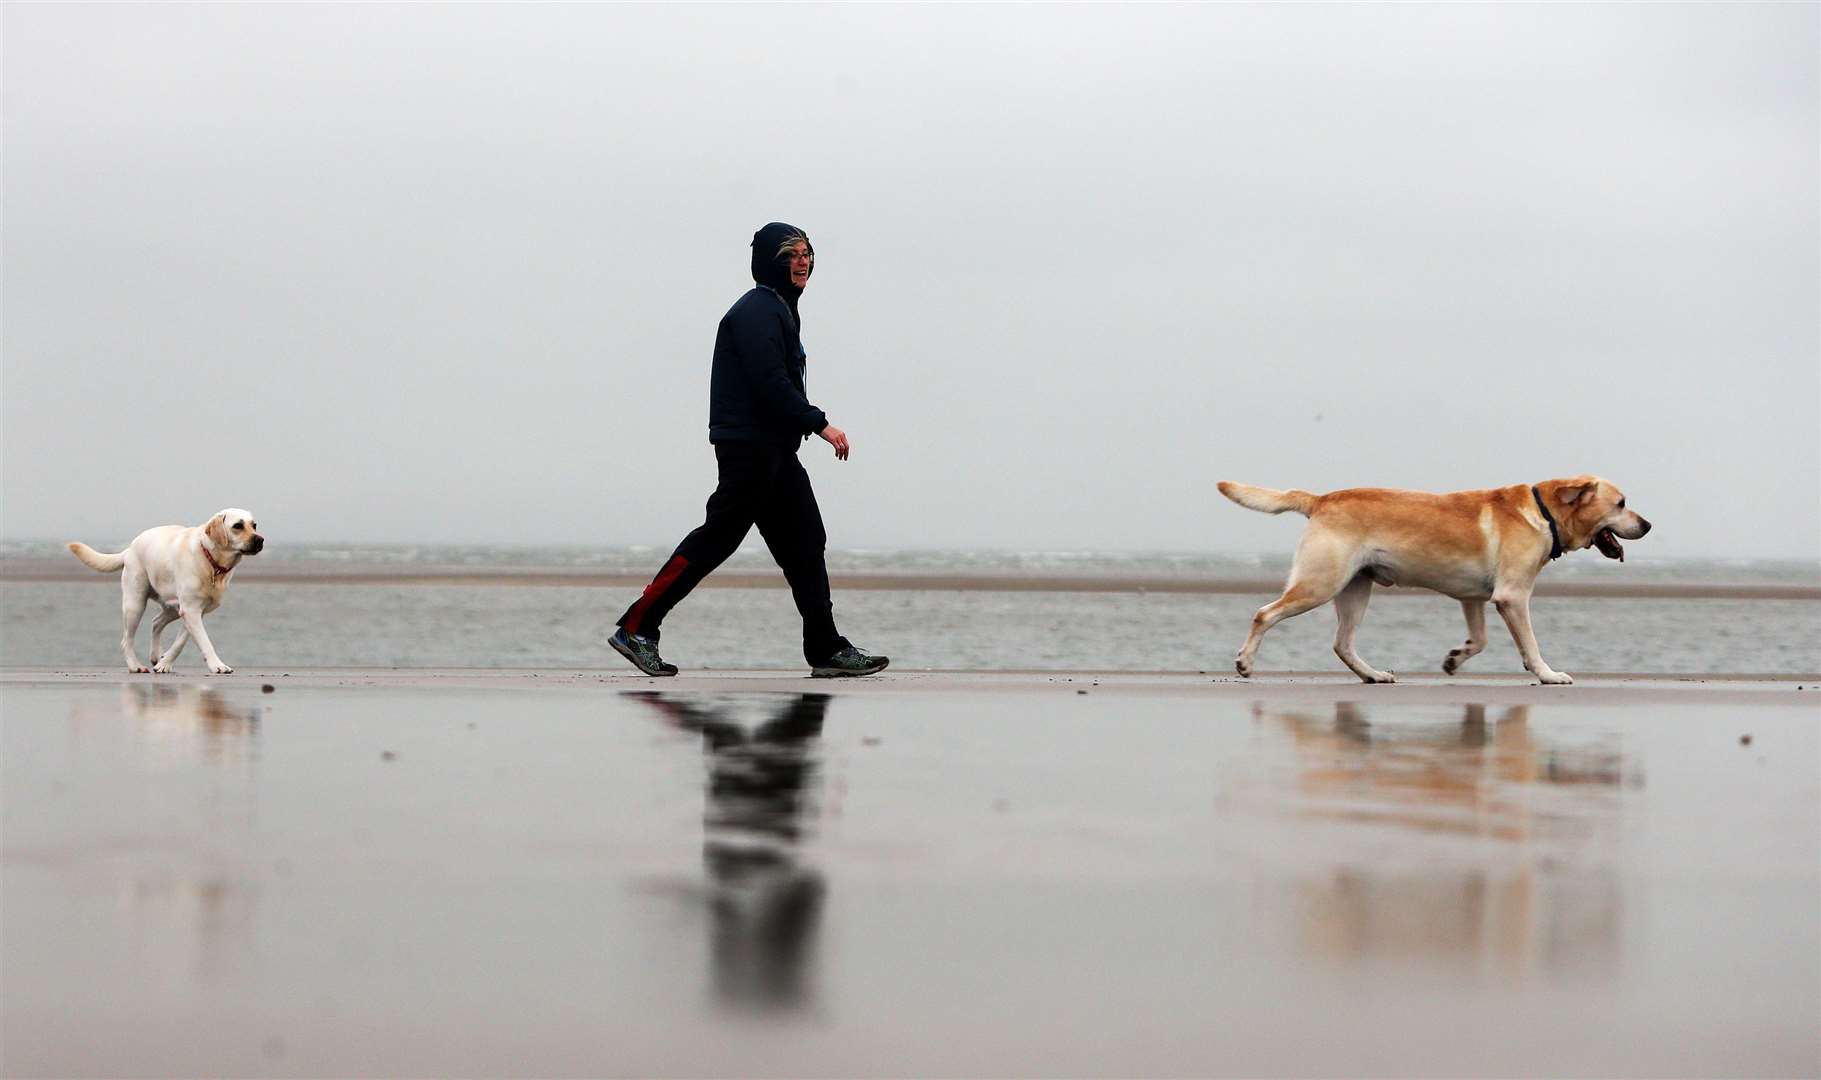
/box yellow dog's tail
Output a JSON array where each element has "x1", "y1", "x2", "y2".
[
  {"x1": 1216, "y1": 481, "x2": 1317, "y2": 517},
  {"x1": 68, "y1": 542, "x2": 127, "y2": 573}
]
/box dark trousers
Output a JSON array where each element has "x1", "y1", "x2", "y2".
[{"x1": 617, "y1": 442, "x2": 845, "y2": 665}]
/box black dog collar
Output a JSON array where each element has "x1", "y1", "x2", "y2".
[{"x1": 1531, "y1": 486, "x2": 1564, "y2": 561}]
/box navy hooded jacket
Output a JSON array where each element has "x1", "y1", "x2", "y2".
[{"x1": 707, "y1": 222, "x2": 828, "y2": 447}]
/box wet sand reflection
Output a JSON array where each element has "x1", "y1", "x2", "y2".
[
  {"x1": 59, "y1": 686, "x2": 266, "y2": 978},
  {"x1": 1255, "y1": 701, "x2": 1632, "y2": 981},
  {"x1": 115, "y1": 683, "x2": 262, "y2": 765},
  {"x1": 628, "y1": 691, "x2": 829, "y2": 1014}
]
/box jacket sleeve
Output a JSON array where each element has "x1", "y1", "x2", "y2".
[{"x1": 732, "y1": 306, "x2": 828, "y2": 436}]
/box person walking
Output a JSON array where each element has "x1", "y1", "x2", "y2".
[{"x1": 610, "y1": 222, "x2": 888, "y2": 678}]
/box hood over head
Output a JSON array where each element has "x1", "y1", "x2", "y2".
[{"x1": 750, "y1": 222, "x2": 813, "y2": 307}]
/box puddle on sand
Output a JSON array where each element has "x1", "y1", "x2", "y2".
[{"x1": 2, "y1": 682, "x2": 1814, "y2": 1077}]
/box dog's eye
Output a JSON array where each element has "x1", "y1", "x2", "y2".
[
  {"x1": 1617, "y1": 498, "x2": 1626, "y2": 510},
  {"x1": 232, "y1": 523, "x2": 244, "y2": 530}
]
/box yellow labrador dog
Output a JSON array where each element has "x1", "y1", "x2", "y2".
[
  {"x1": 68, "y1": 509, "x2": 264, "y2": 674},
  {"x1": 1217, "y1": 476, "x2": 1650, "y2": 685}
]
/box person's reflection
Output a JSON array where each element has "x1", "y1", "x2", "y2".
[
  {"x1": 628, "y1": 691, "x2": 829, "y2": 1013},
  {"x1": 1257, "y1": 700, "x2": 1628, "y2": 979}
]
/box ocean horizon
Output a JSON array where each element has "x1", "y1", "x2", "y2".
[
  {"x1": 4, "y1": 539, "x2": 1817, "y2": 588},
  {"x1": 4, "y1": 541, "x2": 1817, "y2": 675}
]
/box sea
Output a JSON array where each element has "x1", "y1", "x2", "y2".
[{"x1": 3, "y1": 542, "x2": 1818, "y2": 675}]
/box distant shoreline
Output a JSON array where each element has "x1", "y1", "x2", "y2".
[{"x1": 4, "y1": 562, "x2": 1815, "y2": 600}]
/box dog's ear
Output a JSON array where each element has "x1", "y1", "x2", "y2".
[
  {"x1": 1552, "y1": 480, "x2": 1595, "y2": 507},
  {"x1": 204, "y1": 513, "x2": 228, "y2": 548}
]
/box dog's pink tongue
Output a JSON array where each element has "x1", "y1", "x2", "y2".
[{"x1": 1594, "y1": 528, "x2": 1625, "y2": 561}]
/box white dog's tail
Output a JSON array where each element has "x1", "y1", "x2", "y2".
[
  {"x1": 1217, "y1": 481, "x2": 1318, "y2": 517},
  {"x1": 68, "y1": 542, "x2": 127, "y2": 573}
]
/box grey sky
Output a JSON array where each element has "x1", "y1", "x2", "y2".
[{"x1": 4, "y1": 3, "x2": 1816, "y2": 558}]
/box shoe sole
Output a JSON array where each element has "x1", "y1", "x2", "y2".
[
  {"x1": 811, "y1": 657, "x2": 890, "y2": 678},
  {"x1": 610, "y1": 635, "x2": 676, "y2": 677}
]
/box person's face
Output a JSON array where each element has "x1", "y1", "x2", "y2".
[{"x1": 785, "y1": 241, "x2": 812, "y2": 290}]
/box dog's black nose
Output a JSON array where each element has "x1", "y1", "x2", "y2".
[
  {"x1": 248, "y1": 536, "x2": 265, "y2": 554},
  {"x1": 1635, "y1": 517, "x2": 1651, "y2": 536}
]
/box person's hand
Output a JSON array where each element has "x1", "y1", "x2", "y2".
[{"x1": 818, "y1": 424, "x2": 850, "y2": 461}]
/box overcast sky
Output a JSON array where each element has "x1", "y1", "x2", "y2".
[{"x1": 4, "y1": 3, "x2": 1816, "y2": 558}]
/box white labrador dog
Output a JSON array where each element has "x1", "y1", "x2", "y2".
[{"x1": 68, "y1": 509, "x2": 264, "y2": 674}]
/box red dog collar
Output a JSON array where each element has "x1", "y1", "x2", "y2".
[{"x1": 201, "y1": 542, "x2": 231, "y2": 578}]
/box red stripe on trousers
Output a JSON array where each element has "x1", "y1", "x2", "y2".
[{"x1": 622, "y1": 554, "x2": 689, "y2": 635}]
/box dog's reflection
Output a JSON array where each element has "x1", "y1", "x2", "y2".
[
  {"x1": 118, "y1": 683, "x2": 260, "y2": 764},
  {"x1": 1266, "y1": 701, "x2": 1627, "y2": 837},
  {"x1": 79, "y1": 685, "x2": 266, "y2": 968},
  {"x1": 1256, "y1": 701, "x2": 1628, "y2": 978},
  {"x1": 629, "y1": 691, "x2": 828, "y2": 1013}
]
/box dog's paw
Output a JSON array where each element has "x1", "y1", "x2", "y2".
[
  {"x1": 152, "y1": 662, "x2": 174, "y2": 674},
  {"x1": 1442, "y1": 652, "x2": 1465, "y2": 674},
  {"x1": 1360, "y1": 670, "x2": 1396, "y2": 684},
  {"x1": 1536, "y1": 669, "x2": 1574, "y2": 686},
  {"x1": 1235, "y1": 657, "x2": 1253, "y2": 678},
  {"x1": 208, "y1": 662, "x2": 233, "y2": 675},
  {"x1": 127, "y1": 663, "x2": 150, "y2": 674}
]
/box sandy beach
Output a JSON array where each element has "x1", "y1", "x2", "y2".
[{"x1": 3, "y1": 668, "x2": 1816, "y2": 1077}]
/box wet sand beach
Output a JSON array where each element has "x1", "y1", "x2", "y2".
[{"x1": 3, "y1": 669, "x2": 1816, "y2": 1077}]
